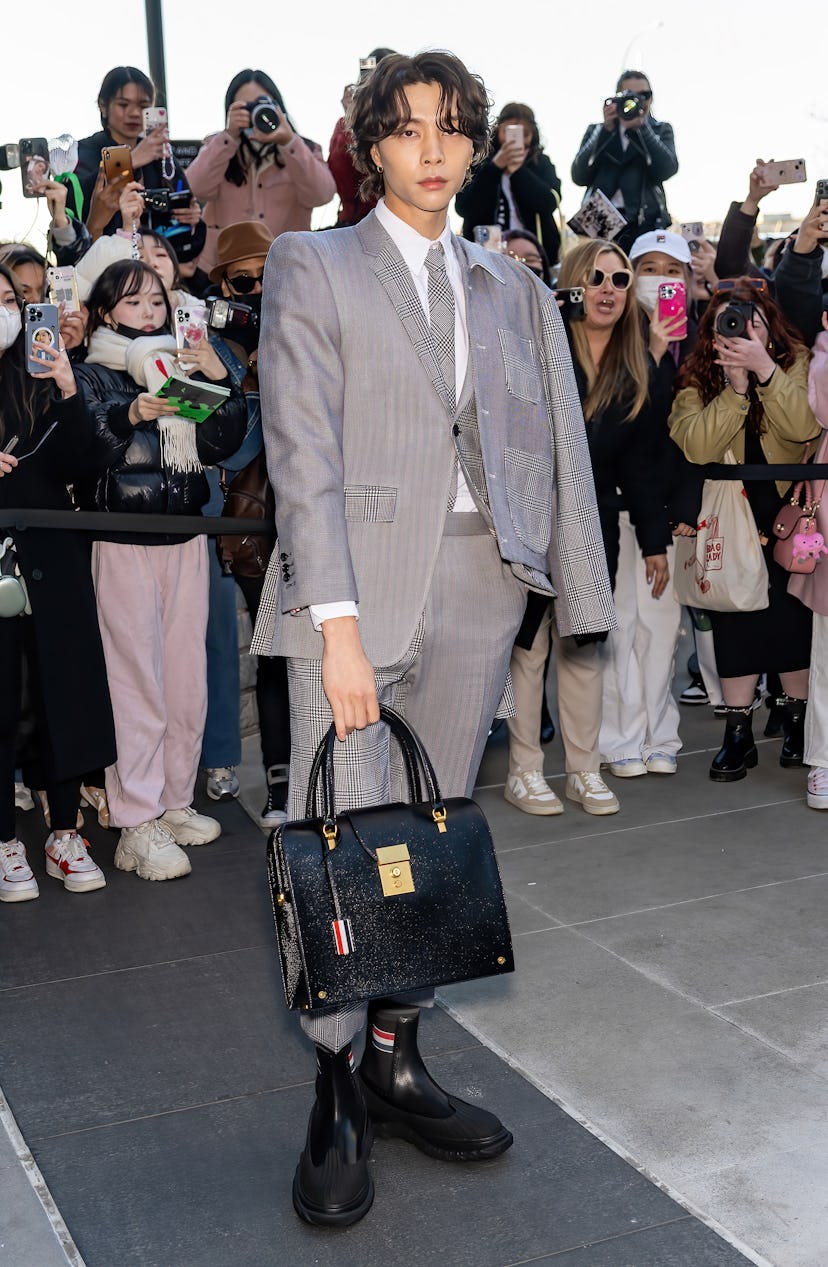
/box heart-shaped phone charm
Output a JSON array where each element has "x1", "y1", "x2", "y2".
[{"x1": 49, "y1": 134, "x2": 79, "y2": 176}]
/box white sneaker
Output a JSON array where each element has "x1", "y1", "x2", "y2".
[
  {"x1": 14, "y1": 782, "x2": 34, "y2": 811},
  {"x1": 807, "y1": 767, "x2": 828, "y2": 810},
  {"x1": 205, "y1": 767, "x2": 240, "y2": 802},
  {"x1": 115, "y1": 820, "x2": 192, "y2": 881},
  {"x1": 0, "y1": 840, "x2": 39, "y2": 902},
  {"x1": 160, "y1": 806, "x2": 221, "y2": 846},
  {"x1": 604, "y1": 758, "x2": 648, "y2": 778},
  {"x1": 45, "y1": 832, "x2": 106, "y2": 893},
  {"x1": 504, "y1": 770, "x2": 564, "y2": 816},
  {"x1": 566, "y1": 772, "x2": 620, "y2": 816},
  {"x1": 645, "y1": 752, "x2": 678, "y2": 775}
]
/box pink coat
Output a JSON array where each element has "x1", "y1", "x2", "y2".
[
  {"x1": 789, "y1": 333, "x2": 828, "y2": 615},
  {"x1": 185, "y1": 130, "x2": 336, "y2": 274}
]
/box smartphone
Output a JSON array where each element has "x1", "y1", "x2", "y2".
[
  {"x1": 816, "y1": 178, "x2": 828, "y2": 203},
  {"x1": 175, "y1": 305, "x2": 209, "y2": 353},
  {"x1": 759, "y1": 158, "x2": 807, "y2": 186},
  {"x1": 556, "y1": 286, "x2": 585, "y2": 322},
  {"x1": 473, "y1": 225, "x2": 502, "y2": 252},
  {"x1": 657, "y1": 281, "x2": 688, "y2": 340},
  {"x1": 143, "y1": 107, "x2": 168, "y2": 135},
  {"x1": 0, "y1": 143, "x2": 20, "y2": 171},
  {"x1": 46, "y1": 266, "x2": 80, "y2": 314},
  {"x1": 680, "y1": 222, "x2": 704, "y2": 243},
  {"x1": 358, "y1": 56, "x2": 376, "y2": 79},
  {"x1": 504, "y1": 124, "x2": 524, "y2": 147},
  {"x1": 24, "y1": 303, "x2": 59, "y2": 370},
  {"x1": 19, "y1": 138, "x2": 50, "y2": 197},
  {"x1": 102, "y1": 145, "x2": 134, "y2": 185}
]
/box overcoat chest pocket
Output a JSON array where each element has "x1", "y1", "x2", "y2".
[
  {"x1": 498, "y1": 329, "x2": 542, "y2": 405},
  {"x1": 344, "y1": 485, "x2": 398, "y2": 523}
]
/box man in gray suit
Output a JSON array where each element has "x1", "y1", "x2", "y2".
[{"x1": 253, "y1": 51, "x2": 615, "y2": 1226}]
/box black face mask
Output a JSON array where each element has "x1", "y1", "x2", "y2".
[{"x1": 112, "y1": 321, "x2": 169, "y2": 341}]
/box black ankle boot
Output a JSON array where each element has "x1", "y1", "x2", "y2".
[
  {"x1": 359, "y1": 1003, "x2": 513, "y2": 1161},
  {"x1": 764, "y1": 696, "x2": 786, "y2": 739},
  {"x1": 540, "y1": 697, "x2": 556, "y2": 745},
  {"x1": 710, "y1": 709, "x2": 758, "y2": 782},
  {"x1": 293, "y1": 1046, "x2": 373, "y2": 1227},
  {"x1": 780, "y1": 698, "x2": 807, "y2": 768}
]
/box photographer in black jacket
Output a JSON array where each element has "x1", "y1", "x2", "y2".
[
  {"x1": 456, "y1": 103, "x2": 562, "y2": 265},
  {"x1": 571, "y1": 70, "x2": 677, "y2": 255}
]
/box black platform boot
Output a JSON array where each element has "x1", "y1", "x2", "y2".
[
  {"x1": 359, "y1": 1003, "x2": 513, "y2": 1161},
  {"x1": 780, "y1": 698, "x2": 807, "y2": 768},
  {"x1": 710, "y1": 708, "x2": 758, "y2": 782},
  {"x1": 293, "y1": 1046, "x2": 374, "y2": 1227}
]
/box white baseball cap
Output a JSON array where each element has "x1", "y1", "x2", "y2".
[{"x1": 629, "y1": 230, "x2": 691, "y2": 265}]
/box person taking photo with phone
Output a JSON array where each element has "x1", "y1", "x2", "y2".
[
  {"x1": 185, "y1": 69, "x2": 336, "y2": 276},
  {"x1": 0, "y1": 264, "x2": 115, "y2": 903},
  {"x1": 72, "y1": 260, "x2": 246, "y2": 883}
]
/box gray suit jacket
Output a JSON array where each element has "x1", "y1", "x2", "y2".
[{"x1": 252, "y1": 209, "x2": 615, "y2": 665}]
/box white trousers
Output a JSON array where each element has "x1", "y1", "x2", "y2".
[
  {"x1": 600, "y1": 513, "x2": 682, "y2": 763},
  {"x1": 805, "y1": 613, "x2": 828, "y2": 768}
]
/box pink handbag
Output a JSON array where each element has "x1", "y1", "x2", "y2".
[{"x1": 772, "y1": 481, "x2": 828, "y2": 574}]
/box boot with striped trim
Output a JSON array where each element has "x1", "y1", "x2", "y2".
[{"x1": 359, "y1": 1002, "x2": 513, "y2": 1162}]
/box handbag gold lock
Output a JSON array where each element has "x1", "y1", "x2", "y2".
[{"x1": 376, "y1": 844, "x2": 415, "y2": 897}]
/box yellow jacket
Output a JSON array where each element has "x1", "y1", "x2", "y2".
[{"x1": 669, "y1": 353, "x2": 819, "y2": 497}]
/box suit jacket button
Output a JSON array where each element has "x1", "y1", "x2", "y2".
[
  {"x1": 32, "y1": 568, "x2": 43, "y2": 581},
  {"x1": 452, "y1": 424, "x2": 460, "y2": 436}
]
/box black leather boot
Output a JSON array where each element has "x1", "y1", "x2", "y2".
[
  {"x1": 359, "y1": 1003, "x2": 513, "y2": 1161},
  {"x1": 293, "y1": 1046, "x2": 374, "y2": 1227},
  {"x1": 780, "y1": 698, "x2": 807, "y2": 768},
  {"x1": 764, "y1": 697, "x2": 786, "y2": 739},
  {"x1": 710, "y1": 709, "x2": 758, "y2": 782}
]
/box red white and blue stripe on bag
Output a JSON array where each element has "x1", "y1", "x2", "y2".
[{"x1": 332, "y1": 918, "x2": 355, "y2": 956}]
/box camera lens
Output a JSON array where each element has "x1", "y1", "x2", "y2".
[{"x1": 715, "y1": 305, "x2": 748, "y2": 338}]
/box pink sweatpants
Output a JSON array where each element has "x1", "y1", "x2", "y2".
[{"x1": 92, "y1": 537, "x2": 209, "y2": 828}]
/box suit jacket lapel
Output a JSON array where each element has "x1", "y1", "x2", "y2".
[{"x1": 358, "y1": 212, "x2": 454, "y2": 415}]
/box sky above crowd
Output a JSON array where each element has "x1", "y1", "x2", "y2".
[{"x1": 3, "y1": 1, "x2": 826, "y2": 249}]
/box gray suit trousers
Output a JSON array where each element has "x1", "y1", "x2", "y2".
[{"x1": 287, "y1": 517, "x2": 526, "y2": 1053}]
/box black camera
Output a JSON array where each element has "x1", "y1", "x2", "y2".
[
  {"x1": 246, "y1": 97, "x2": 281, "y2": 135},
  {"x1": 606, "y1": 91, "x2": 645, "y2": 122},
  {"x1": 142, "y1": 188, "x2": 191, "y2": 215},
  {"x1": 715, "y1": 302, "x2": 755, "y2": 340},
  {"x1": 556, "y1": 286, "x2": 586, "y2": 322},
  {"x1": 205, "y1": 296, "x2": 259, "y2": 335}
]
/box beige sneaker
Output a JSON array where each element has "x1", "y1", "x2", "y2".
[
  {"x1": 115, "y1": 820, "x2": 192, "y2": 881},
  {"x1": 80, "y1": 784, "x2": 111, "y2": 829},
  {"x1": 160, "y1": 806, "x2": 221, "y2": 846},
  {"x1": 504, "y1": 771, "x2": 564, "y2": 816},
  {"x1": 565, "y1": 772, "x2": 620, "y2": 816}
]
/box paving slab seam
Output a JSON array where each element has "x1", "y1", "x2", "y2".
[
  {"x1": 704, "y1": 1006, "x2": 828, "y2": 1088},
  {"x1": 0, "y1": 1087, "x2": 86, "y2": 1267},
  {"x1": 435, "y1": 1000, "x2": 774, "y2": 1267},
  {"x1": 713, "y1": 977, "x2": 828, "y2": 1009},
  {"x1": 0, "y1": 941, "x2": 274, "y2": 994},
  {"x1": 503, "y1": 1215, "x2": 693, "y2": 1265},
  {"x1": 494, "y1": 797, "x2": 807, "y2": 856}
]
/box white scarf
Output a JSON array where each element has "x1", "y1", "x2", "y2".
[{"x1": 85, "y1": 327, "x2": 202, "y2": 475}]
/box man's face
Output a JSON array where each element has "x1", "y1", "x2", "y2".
[
  {"x1": 221, "y1": 254, "x2": 267, "y2": 298},
  {"x1": 371, "y1": 81, "x2": 473, "y2": 233}
]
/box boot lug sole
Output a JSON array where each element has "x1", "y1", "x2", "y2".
[
  {"x1": 292, "y1": 1170, "x2": 374, "y2": 1227},
  {"x1": 372, "y1": 1117, "x2": 513, "y2": 1161}
]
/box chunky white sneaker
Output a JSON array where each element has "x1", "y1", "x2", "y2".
[
  {"x1": 807, "y1": 767, "x2": 828, "y2": 810},
  {"x1": 80, "y1": 785, "x2": 110, "y2": 829},
  {"x1": 115, "y1": 820, "x2": 191, "y2": 881},
  {"x1": 504, "y1": 770, "x2": 564, "y2": 816},
  {"x1": 566, "y1": 772, "x2": 620, "y2": 816},
  {"x1": 14, "y1": 782, "x2": 34, "y2": 811},
  {"x1": 604, "y1": 758, "x2": 648, "y2": 778},
  {"x1": 160, "y1": 806, "x2": 221, "y2": 846},
  {"x1": 205, "y1": 767, "x2": 240, "y2": 802},
  {"x1": 45, "y1": 832, "x2": 106, "y2": 893},
  {"x1": 645, "y1": 752, "x2": 678, "y2": 775},
  {"x1": 0, "y1": 840, "x2": 39, "y2": 902}
]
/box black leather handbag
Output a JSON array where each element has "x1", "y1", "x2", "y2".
[{"x1": 267, "y1": 706, "x2": 514, "y2": 1012}]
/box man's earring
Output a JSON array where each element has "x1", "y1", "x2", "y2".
[{"x1": 376, "y1": 164, "x2": 383, "y2": 172}]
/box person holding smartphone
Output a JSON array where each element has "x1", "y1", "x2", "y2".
[
  {"x1": 185, "y1": 68, "x2": 336, "y2": 275},
  {"x1": 456, "y1": 102, "x2": 562, "y2": 265},
  {"x1": 0, "y1": 264, "x2": 114, "y2": 903},
  {"x1": 72, "y1": 261, "x2": 246, "y2": 882}
]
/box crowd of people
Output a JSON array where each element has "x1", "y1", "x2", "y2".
[{"x1": 1, "y1": 51, "x2": 827, "y2": 910}]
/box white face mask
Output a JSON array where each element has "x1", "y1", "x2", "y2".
[
  {"x1": 634, "y1": 273, "x2": 675, "y2": 314},
  {"x1": 0, "y1": 306, "x2": 22, "y2": 352}
]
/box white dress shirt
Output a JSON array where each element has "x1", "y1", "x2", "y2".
[{"x1": 310, "y1": 198, "x2": 474, "y2": 631}]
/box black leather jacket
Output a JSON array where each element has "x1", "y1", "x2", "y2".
[
  {"x1": 571, "y1": 118, "x2": 677, "y2": 253},
  {"x1": 73, "y1": 361, "x2": 246, "y2": 542}
]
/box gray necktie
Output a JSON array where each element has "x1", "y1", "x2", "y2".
[{"x1": 425, "y1": 242, "x2": 456, "y2": 414}]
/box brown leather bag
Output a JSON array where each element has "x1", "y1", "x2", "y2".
[{"x1": 217, "y1": 451, "x2": 275, "y2": 579}]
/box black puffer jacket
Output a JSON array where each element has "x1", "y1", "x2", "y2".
[{"x1": 73, "y1": 361, "x2": 246, "y2": 543}]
